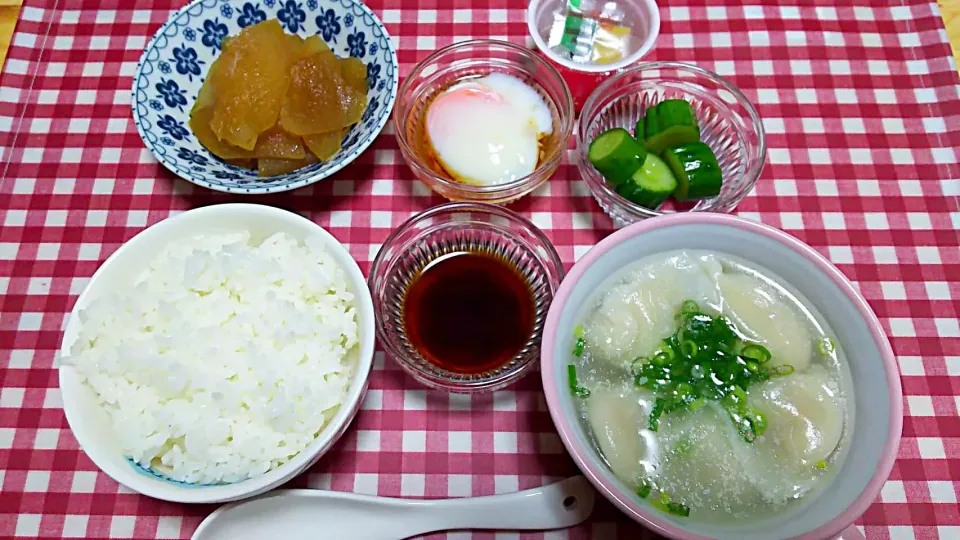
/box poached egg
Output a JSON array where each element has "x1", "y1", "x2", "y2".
[{"x1": 426, "y1": 73, "x2": 553, "y2": 186}]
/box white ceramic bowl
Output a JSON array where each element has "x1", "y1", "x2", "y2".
[
  {"x1": 541, "y1": 213, "x2": 902, "y2": 540},
  {"x1": 58, "y1": 204, "x2": 376, "y2": 503},
  {"x1": 132, "y1": 0, "x2": 398, "y2": 194}
]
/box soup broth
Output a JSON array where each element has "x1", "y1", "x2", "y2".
[{"x1": 570, "y1": 250, "x2": 853, "y2": 523}]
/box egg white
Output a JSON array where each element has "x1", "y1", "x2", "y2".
[{"x1": 426, "y1": 74, "x2": 553, "y2": 186}]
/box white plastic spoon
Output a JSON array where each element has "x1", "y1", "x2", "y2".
[{"x1": 191, "y1": 476, "x2": 595, "y2": 540}]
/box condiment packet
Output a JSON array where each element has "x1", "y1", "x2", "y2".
[{"x1": 546, "y1": 0, "x2": 633, "y2": 65}]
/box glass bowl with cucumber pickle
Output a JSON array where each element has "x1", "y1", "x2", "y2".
[{"x1": 578, "y1": 62, "x2": 766, "y2": 226}]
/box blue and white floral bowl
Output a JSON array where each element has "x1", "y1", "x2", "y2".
[{"x1": 132, "y1": 0, "x2": 398, "y2": 194}]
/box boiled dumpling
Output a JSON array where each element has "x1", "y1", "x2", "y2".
[
  {"x1": 749, "y1": 367, "x2": 845, "y2": 467},
  {"x1": 732, "y1": 367, "x2": 845, "y2": 503},
  {"x1": 587, "y1": 386, "x2": 655, "y2": 488},
  {"x1": 584, "y1": 253, "x2": 723, "y2": 368},
  {"x1": 654, "y1": 404, "x2": 763, "y2": 517},
  {"x1": 718, "y1": 272, "x2": 813, "y2": 372}
]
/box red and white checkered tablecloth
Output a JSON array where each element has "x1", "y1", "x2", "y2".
[{"x1": 1, "y1": 0, "x2": 958, "y2": 538}]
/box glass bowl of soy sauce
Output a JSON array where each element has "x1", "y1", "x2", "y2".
[{"x1": 369, "y1": 202, "x2": 565, "y2": 393}]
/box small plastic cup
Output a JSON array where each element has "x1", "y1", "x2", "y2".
[{"x1": 526, "y1": 0, "x2": 661, "y2": 111}]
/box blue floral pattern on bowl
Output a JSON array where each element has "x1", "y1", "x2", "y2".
[
  {"x1": 237, "y1": 2, "x2": 267, "y2": 27},
  {"x1": 156, "y1": 79, "x2": 188, "y2": 109},
  {"x1": 346, "y1": 30, "x2": 365, "y2": 57},
  {"x1": 132, "y1": 0, "x2": 398, "y2": 195},
  {"x1": 316, "y1": 8, "x2": 340, "y2": 43},
  {"x1": 277, "y1": 0, "x2": 307, "y2": 33},
  {"x1": 199, "y1": 18, "x2": 229, "y2": 51}
]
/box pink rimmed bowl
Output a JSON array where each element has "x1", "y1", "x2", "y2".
[{"x1": 540, "y1": 213, "x2": 902, "y2": 540}]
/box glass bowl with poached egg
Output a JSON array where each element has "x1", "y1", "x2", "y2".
[{"x1": 395, "y1": 40, "x2": 575, "y2": 204}]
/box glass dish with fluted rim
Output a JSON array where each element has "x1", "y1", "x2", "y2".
[
  {"x1": 578, "y1": 61, "x2": 766, "y2": 228},
  {"x1": 368, "y1": 202, "x2": 565, "y2": 393},
  {"x1": 394, "y1": 39, "x2": 575, "y2": 204}
]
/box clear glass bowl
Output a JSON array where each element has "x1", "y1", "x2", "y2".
[
  {"x1": 394, "y1": 40, "x2": 575, "y2": 204},
  {"x1": 577, "y1": 61, "x2": 766, "y2": 227},
  {"x1": 368, "y1": 203, "x2": 564, "y2": 393}
]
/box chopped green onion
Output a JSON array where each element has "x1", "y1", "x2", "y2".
[
  {"x1": 648, "y1": 397, "x2": 666, "y2": 431},
  {"x1": 768, "y1": 364, "x2": 795, "y2": 377},
  {"x1": 574, "y1": 324, "x2": 585, "y2": 339},
  {"x1": 746, "y1": 409, "x2": 767, "y2": 436},
  {"x1": 815, "y1": 459, "x2": 828, "y2": 470},
  {"x1": 675, "y1": 382, "x2": 695, "y2": 403},
  {"x1": 666, "y1": 501, "x2": 691, "y2": 517},
  {"x1": 573, "y1": 337, "x2": 585, "y2": 357},
  {"x1": 637, "y1": 480, "x2": 652, "y2": 498},
  {"x1": 680, "y1": 300, "x2": 700, "y2": 317},
  {"x1": 568, "y1": 365, "x2": 591, "y2": 397},
  {"x1": 817, "y1": 337, "x2": 835, "y2": 357},
  {"x1": 728, "y1": 411, "x2": 757, "y2": 443},
  {"x1": 740, "y1": 343, "x2": 771, "y2": 364},
  {"x1": 722, "y1": 386, "x2": 748, "y2": 412},
  {"x1": 626, "y1": 300, "x2": 790, "y2": 443},
  {"x1": 651, "y1": 351, "x2": 671, "y2": 367},
  {"x1": 652, "y1": 492, "x2": 691, "y2": 517},
  {"x1": 675, "y1": 439, "x2": 693, "y2": 457}
]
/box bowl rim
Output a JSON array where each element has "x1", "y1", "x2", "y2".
[
  {"x1": 393, "y1": 38, "x2": 575, "y2": 197},
  {"x1": 578, "y1": 61, "x2": 767, "y2": 220},
  {"x1": 525, "y1": 0, "x2": 662, "y2": 73},
  {"x1": 57, "y1": 203, "x2": 377, "y2": 503},
  {"x1": 368, "y1": 201, "x2": 565, "y2": 393},
  {"x1": 130, "y1": 0, "x2": 399, "y2": 195},
  {"x1": 539, "y1": 212, "x2": 903, "y2": 540}
]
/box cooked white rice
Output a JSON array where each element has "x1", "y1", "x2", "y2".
[{"x1": 61, "y1": 231, "x2": 358, "y2": 484}]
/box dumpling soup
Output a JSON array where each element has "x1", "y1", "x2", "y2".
[{"x1": 567, "y1": 250, "x2": 853, "y2": 522}]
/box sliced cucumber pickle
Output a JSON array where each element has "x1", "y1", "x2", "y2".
[
  {"x1": 588, "y1": 128, "x2": 648, "y2": 185},
  {"x1": 662, "y1": 142, "x2": 723, "y2": 201},
  {"x1": 642, "y1": 100, "x2": 701, "y2": 155},
  {"x1": 642, "y1": 107, "x2": 662, "y2": 143},
  {"x1": 616, "y1": 153, "x2": 679, "y2": 209}
]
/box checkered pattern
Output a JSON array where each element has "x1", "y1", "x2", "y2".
[{"x1": 1, "y1": 0, "x2": 958, "y2": 538}]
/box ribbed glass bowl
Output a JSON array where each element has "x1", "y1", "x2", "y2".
[
  {"x1": 368, "y1": 203, "x2": 564, "y2": 392},
  {"x1": 577, "y1": 62, "x2": 766, "y2": 227},
  {"x1": 394, "y1": 40, "x2": 575, "y2": 204}
]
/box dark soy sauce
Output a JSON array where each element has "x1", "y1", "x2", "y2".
[{"x1": 402, "y1": 251, "x2": 535, "y2": 374}]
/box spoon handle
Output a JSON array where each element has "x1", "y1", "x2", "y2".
[
  {"x1": 191, "y1": 476, "x2": 596, "y2": 540},
  {"x1": 390, "y1": 476, "x2": 596, "y2": 538}
]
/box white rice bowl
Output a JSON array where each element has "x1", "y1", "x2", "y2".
[{"x1": 58, "y1": 204, "x2": 375, "y2": 503}]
